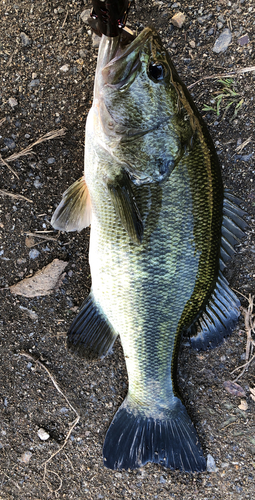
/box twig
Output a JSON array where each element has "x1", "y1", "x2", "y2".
[
  {"x1": 62, "y1": 10, "x2": 68, "y2": 28},
  {"x1": 0, "y1": 128, "x2": 66, "y2": 167},
  {"x1": 19, "y1": 352, "x2": 80, "y2": 494},
  {"x1": 25, "y1": 232, "x2": 58, "y2": 242},
  {"x1": 235, "y1": 136, "x2": 252, "y2": 153},
  {"x1": 230, "y1": 294, "x2": 255, "y2": 382},
  {"x1": 0, "y1": 189, "x2": 32, "y2": 203},
  {"x1": 0, "y1": 117, "x2": 6, "y2": 127},
  {"x1": 0, "y1": 153, "x2": 19, "y2": 179},
  {"x1": 188, "y1": 66, "x2": 255, "y2": 89}
]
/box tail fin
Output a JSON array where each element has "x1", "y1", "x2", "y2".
[{"x1": 103, "y1": 395, "x2": 206, "y2": 472}]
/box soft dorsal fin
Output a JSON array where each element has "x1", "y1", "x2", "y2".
[
  {"x1": 107, "y1": 170, "x2": 144, "y2": 245},
  {"x1": 189, "y1": 190, "x2": 247, "y2": 350},
  {"x1": 51, "y1": 176, "x2": 92, "y2": 232}
]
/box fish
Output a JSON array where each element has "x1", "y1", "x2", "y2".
[{"x1": 51, "y1": 27, "x2": 247, "y2": 472}]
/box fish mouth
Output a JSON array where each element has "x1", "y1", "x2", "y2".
[{"x1": 101, "y1": 27, "x2": 154, "y2": 89}]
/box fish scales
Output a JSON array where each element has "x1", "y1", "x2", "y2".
[{"x1": 51, "y1": 27, "x2": 246, "y2": 472}]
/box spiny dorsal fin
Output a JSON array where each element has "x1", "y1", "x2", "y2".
[
  {"x1": 51, "y1": 176, "x2": 92, "y2": 232},
  {"x1": 107, "y1": 170, "x2": 144, "y2": 245}
]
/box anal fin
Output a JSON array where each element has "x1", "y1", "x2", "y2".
[
  {"x1": 67, "y1": 293, "x2": 117, "y2": 359},
  {"x1": 51, "y1": 176, "x2": 92, "y2": 232}
]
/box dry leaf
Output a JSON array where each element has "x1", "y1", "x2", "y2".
[
  {"x1": 238, "y1": 399, "x2": 248, "y2": 411},
  {"x1": 25, "y1": 236, "x2": 35, "y2": 248},
  {"x1": 10, "y1": 259, "x2": 68, "y2": 297},
  {"x1": 223, "y1": 380, "x2": 246, "y2": 397}
]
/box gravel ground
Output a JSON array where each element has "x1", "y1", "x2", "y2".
[{"x1": 0, "y1": 0, "x2": 255, "y2": 498}]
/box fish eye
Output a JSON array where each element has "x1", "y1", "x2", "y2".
[{"x1": 148, "y1": 61, "x2": 167, "y2": 82}]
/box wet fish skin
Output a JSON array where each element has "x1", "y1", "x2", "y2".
[{"x1": 51, "y1": 27, "x2": 246, "y2": 472}]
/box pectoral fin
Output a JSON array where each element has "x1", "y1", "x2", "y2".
[
  {"x1": 51, "y1": 176, "x2": 92, "y2": 232},
  {"x1": 107, "y1": 170, "x2": 143, "y2": 245}
]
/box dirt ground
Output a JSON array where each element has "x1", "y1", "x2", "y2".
[{"x1": 0, "y1": 0, "x2": 255, "y2": 498}]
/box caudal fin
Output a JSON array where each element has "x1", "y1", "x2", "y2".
[{"x1": 103, "y1": 395, "x2": 206, "y2": 472}]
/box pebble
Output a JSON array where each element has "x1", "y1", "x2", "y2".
[
  {"x1": 3, "y1": 138, "x2": 16, "y2": 149},
  {"x1": 213, "y1": 28, "x2": 232, "y2": 53},
  {"x1": 29, "y1": 249, "x2": 40, "y2": 259},
  {"x1": 238, "y1": 34, "x2": 250, "y2": 46},
  {"x1": 34, "y1": 179, "x2": 42, "y2": 188},
  {"x1": 17, "y1": 258, "x2": 26, "y2": 265},
  {"x1": 171, "y1": 12, "x2": 186, "y2": 28},
  {"x1": 8, "y1": 97, "x2": 18, "y2": 108},
  {"x1": 80, "y1": 9, "x2": 91, "y2": 23},
  {"x1": 207, "y1": 454, "x2": 219, "y2": 472},
  {"x1": 20, "y1": 32, "x2": 31, "y2": 46},
  {"x1": 60, "y1": 64, "x2": 70, "y2": 72},
  {"x1": 20, "y1": 451, "x2": 32, "y2": 464},
  {"x1": 189, "y1": 40, "x2": 196, "y2": 48},
  {"x1": 37, "y1": 428, "x2": 50, "y2": 441},
  {"x1": 28, "y1": 79, "x2": 40, "y2": 88},
  {"x1": 47, "y1": 157, "x2": 55, "y2": 164}
]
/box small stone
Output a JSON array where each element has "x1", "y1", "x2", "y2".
[
  {"x1": 20, "y1": 451, "x2": 32, "y2": 464},
  {"x1": 60, "y1": 64, "x2": 70, "y2": 72},
  {"x1": 29, "y1": 249, "x2": 40, "y2": 260},
  {"x1": 17, "y1": 258, "x2": 26, "y2": 265},
  {"x1": 34, "y1": 179, "x2": 42, "y2": 188},
  {"x1": 207, "y1": 454, "x2": 219, "y2": 472},
  {"x1": 28, "y1": 79, "x2": 40, "y2": 88},
  {"x1": 92, "y1": 33, "x2": 101, "y2": 48},
  {"x1": 37, "y1": 428, "x2": 50, "y2": 441},
  {"x1": 238, "y1": 399, "x2": 248, "y2": 411},
  {"x1": 3, "y1": 138, "x2": 16, "y2": 149},
  {"x1": 20, "y1": 32, "x2": 32, "y2": 46},
  {"x1": 80, "y1": 9, "x2": 91, "y2": 23},
  {"x1": 8, "y1": 97, "x2": 18, "y2": 108},
  {"x1": 213, "y1": 28, "x2": 232, "y2": 53},
  {"x1": 189, "y1": 40, "x2": 196, "y2": 48},
  {"x1": 79, "y1": 49, "x2": 89, "y2": 58},
  {"x1": 238, "y1": 34, "x2": 250, "y2": 46},
  {"x1": 47, "y1": 157, "x2": 55, "y2": 164},
  {"x1": 171, "y1": 12, "x2": 186, "y2": 28},
  {"x1": 208, "y1": 28, "x2": 214, "y2": 36},
  {"x1": 217, "y1": 22, "x2": 224, "y2": 29}
]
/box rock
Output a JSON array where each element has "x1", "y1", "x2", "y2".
[
  {"x1": 3, "y1": 138, "x2": 16, "y2": 149},
  {"x1": 34, "y1": 179, "x2": 42, "y2": 188},
  {"x1": 223, "y1": 380, "x2": 246, "y2": 397},
  {"x1": 8, "y1": 97, "x2": 18, "y2": 108},
  {"x1": 189, "y1": 41, "x2": 196, "y2": 48},
  {"x1": 207, "y1": 454, "x2": 219, "y2": 472},
  {"x1": 238, "y1": 34, "x2": 250, "y2": 46},
  {"x1": 171, "y1": 12, "x2": 186, "y2": 28},
  {"x1": 28, "y1": 79, "x2": 40, "y2": 88},
  {"x1": 10, "y1": 259, "x2": 68, "y2": 298},
  {"x1": 47, "y1": 157, "x2": 55, "y2": 164},
  {"x1": 238, "y1": 399, "x2": 248, "y2": 411},
  {"x1": 20, "y1": 32, "x2": 31, "y2": 46},
  {"x1": 60, "y1": 64, "x2": 70, "y2": 72},
  {"x1": 80, "y1": 9, "x2": 91, "y2": 23},
  {"x1": 19, "y1": 305, "x2": 38, "y2": 321},
  {"x1": 37, "y1": 428, "x2": 50, "y2": 441},
  {"x1": 20, "y1": 451, "x2": 32, "y2": 464},
  {"x1": 213, "y1": 28, "x2": 232, "y2": 53},
  {"x1": 29, "y1": 249, "x2": 40, "y2": 259}
]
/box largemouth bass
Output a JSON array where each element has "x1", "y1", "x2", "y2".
[{"x1": 51, "y1": 27, "x2": 246, "y2": 472}]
